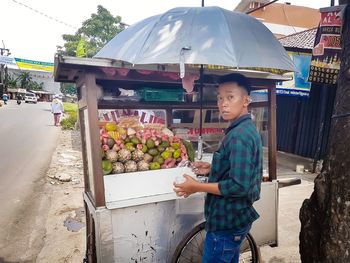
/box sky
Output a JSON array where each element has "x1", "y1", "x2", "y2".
[{"x1": 1, "y1": 0, "x2": 334, "y2": 62}]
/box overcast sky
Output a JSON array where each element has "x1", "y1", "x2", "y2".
[{"x1": 1, "y1": 0, "x2": 333, "y2": 62}]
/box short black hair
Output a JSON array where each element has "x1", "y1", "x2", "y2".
[{"x1": 218, "y1": 73, "x2": 251, "y2": 95}]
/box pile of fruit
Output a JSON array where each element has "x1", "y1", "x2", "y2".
[{"x1": 100, "y1": 121, "x2": 194, "y2": 175}]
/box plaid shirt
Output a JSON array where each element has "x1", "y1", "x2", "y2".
[{"x1": 205, "y1": 114, "x2": 262, "y2": 232}]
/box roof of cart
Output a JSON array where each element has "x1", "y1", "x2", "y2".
[{"x1": 54, "y1": 55, "x2": 292, "y2": 84}]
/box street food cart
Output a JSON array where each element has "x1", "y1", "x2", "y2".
[{"x1": 54, "y1": 6, "x2": 296, "y2": 263}]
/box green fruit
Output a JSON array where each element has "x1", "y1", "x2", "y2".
[
  {"x1": 173, "y1": 149, "x2": 181, "y2": 159},
  {"x1": 146, "y1": 139, "x2": 155, "y2": 149},
  {"x1": 161, "y1": 151, "x2": 172, "y2": 160},
  {"x1": 148, "y1": 148, "x2": 159, "y2": 156},
  {"x1": 141, "y1": 144, "x2": 148, "y2": 153},
  {"x1": 182, "y1": 140, "x2": 195, "y2": 162},
  {"x1": 124, "y1": 138, "x2": 131, "y2": 143},
  {"x1": 160, "y1": 141, "x2": 170, "y2": 147},
  {"x1": 102, "y1": 160, "x2": 113, "y2": 175},
  {"x1": 125, "y1": 142, "x2": 135, "y2": 151},
  {"x1": 150, "y1": 162, "x2": 161, "y2": 170},
  {"x1": 131, "y1": 137, "x2": 141, "y2": 145},
  {"x1": 171, "y1": 143, "x2": 180, "y2": 150},
  {"x1": 153, "y1": 156, "x2": 164, "y2": 165},
  {"x1": 143, "y1": 153, "x2": 153, "y2": 163},
  {"x1": 157, "y1": 146, "x2": 166, "y2": 152}
]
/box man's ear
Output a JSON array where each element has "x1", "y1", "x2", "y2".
[{"x1": 243, "y1": 96, "x2": 251, "y2": 107}]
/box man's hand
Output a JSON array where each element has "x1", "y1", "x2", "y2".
[
  {"x1": 173, "y1": 174, "x2": 200, "y2": 198},
  {"x1": 191, "y1": 161, "x2": 211, "y2": 175}
]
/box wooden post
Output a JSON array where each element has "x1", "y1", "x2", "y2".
[
  {"x1": 268, "y1": 82, "x2": 277, "y2": 180},
  {"x1": 80, "y1": 73, "x2": 105, "y2": 207}
]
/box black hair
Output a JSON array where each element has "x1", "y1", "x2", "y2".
[{"x1": 218, "y1": 73, "x2": 251, "y2": 95}]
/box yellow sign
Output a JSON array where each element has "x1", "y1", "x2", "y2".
[{"x1": 15, "y1": 58, "x2": 54, "y2": 72}]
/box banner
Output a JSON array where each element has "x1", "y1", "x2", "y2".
[
  {"x1": 276, "y1": 52, "x2": 312, "y2": 97},
  {"x1": 308, "y1": 7, "x2": 342, "y2": 84},
  {"x1": 15, "y1": 58, "x2": 54, "y2": 72}
]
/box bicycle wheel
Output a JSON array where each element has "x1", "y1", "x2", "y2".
[{"x1": 171, "y1": 222, "x2": 259, "y2": 263}]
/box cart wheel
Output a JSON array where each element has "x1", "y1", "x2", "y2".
[{"x1": 171, "y1": 222, "x2": 259, "y2": 263}]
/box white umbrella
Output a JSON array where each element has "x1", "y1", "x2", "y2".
[{"x1": 95, "y1": 6, "x2": 295, "y2": 75}]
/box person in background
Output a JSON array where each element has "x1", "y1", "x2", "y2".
[
  {"x1": 2, "y1": 93, "x2": 8, "y2": 105},
  {"x1": 51, "y1": 94, "x2": 64, "y2": 126},
  {"x1": 174, "y1": 73, "x2": 263, "y2": 263}
]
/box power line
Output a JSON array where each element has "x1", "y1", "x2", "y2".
[{"x1": 11, "y1": 0, "x2": 78, "y2": 30}]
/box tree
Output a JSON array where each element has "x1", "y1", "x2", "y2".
[
  {"x1": 5, "y1": 73, "x2": 18, "y2": 88},
  {"x1": 299, "y1": 2, "x2": 350, "y2": 262},
  {"x1": 28, "y1": 81, "x2": 44, "y2": 91},
  {"x1": 60, "y1": 83, "x2": 77, "y2": 95},
  {"x1": 16, "y1": 72, "x2": 32, "y2": 89},
  {"x1": 61, "y1": 5, "x2": 125, "y2": 57}
]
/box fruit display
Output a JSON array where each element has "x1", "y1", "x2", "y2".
[{"x1": 100, "y1": 119, "x2": 195, "y2": 175}]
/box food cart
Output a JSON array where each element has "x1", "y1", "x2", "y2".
[
  {"x1": 54, "y1": 5, "x2": 299, "y2": 262},
  {"x1": 54, "y1": 54, "x2": 295, "y2": 263}
]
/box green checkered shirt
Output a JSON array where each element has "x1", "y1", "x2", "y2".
[{"x1": 205, "y1": 114, "x2": 262, "y2": 232}]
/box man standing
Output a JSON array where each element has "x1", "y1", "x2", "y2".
[
  {"x1": 174, "y1": 73, "x2": 263, "y2": 263},
  {"x1": 51, "y1": 95, "x2": 64, "y2": 126}
]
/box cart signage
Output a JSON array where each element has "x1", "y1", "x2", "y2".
[{"x1": 100, "y1": 109, "x2": 166, "y2": 124}]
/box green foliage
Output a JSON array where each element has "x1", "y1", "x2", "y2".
[
  {"x1": 61, "y1": 102, "x2": 78, "y2": 130},
  {"x1": 29, "y1": 81, "x2": 44, "y2": 91},
  {"x1": 16, "y1": 72, "x2": 32, "y2": 89},
  {"x1": 5, "y1": 73, "x2": 18, "y2": 88},
  {"x1": 63, "y1": 102, "x2": 78, "y2": 113},
  {"x1": 61, "y1": 83, "x2": 77, "y2": 95},
  {"x1": 61, "y1": 5, "x2": 125, "y2": 57}
]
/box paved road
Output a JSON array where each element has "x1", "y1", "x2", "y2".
[{"x1": 0, "y1": 100, "x2": 60, "y2": 261}]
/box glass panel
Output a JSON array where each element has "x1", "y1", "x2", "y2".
[
  {"x1": 172, "y1": 110, "x2": 195, "y2": 124},
  {"x1": 250, "y1": 107, "x2": 268, "y2": 147},
  {"x1": 250, "y1": 90, "x2": 268, "y2": 102},
  {"x1": 204, "y1": 110, "x2": 225, "y2": 123},
  {"x1": 99, "y1": 109, "x2": 166, "y2": 125},
  {"x1": 171, "y1": 109, "x2": 228, "y2": 153},
  {"x1": 250, "y1": 107, "x2": 269, "y2": 172}
]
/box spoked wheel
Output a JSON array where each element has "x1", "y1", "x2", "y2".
[{"x1": 171, "y1": 222, "x2": 259, "y2": 263}]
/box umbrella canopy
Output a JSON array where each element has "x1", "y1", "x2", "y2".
[{"x1": 95, "y1": 6, "x2": 295, "y2": 74}]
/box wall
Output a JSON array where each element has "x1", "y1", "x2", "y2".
[{"x1": 276, "y1": 84, "x2": 336, "y2": 159}]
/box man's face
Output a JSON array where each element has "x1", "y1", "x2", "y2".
[{"x1": 217, "y1": 82, "x2": 250, "y2": 122}]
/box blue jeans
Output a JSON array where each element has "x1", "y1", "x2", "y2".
[{"x1": 202, "y1": 224, "x2": 251, "y2": 263}]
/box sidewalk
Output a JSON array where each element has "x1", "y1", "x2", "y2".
[
  {"x1": 36, "y1": 130, "x2": 85, "y2": 262},
  {"x1": 38, "y1": 129, "x2": 315, "y2": 262},
  {"x1": 260, "y1": 180, "x2": 314, "y2": 263}
]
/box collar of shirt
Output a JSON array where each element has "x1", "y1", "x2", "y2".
[{"x1": 225, "y1": 114, "x2": 251, "y2": 135}]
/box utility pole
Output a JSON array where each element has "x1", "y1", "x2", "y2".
[{"x1": 0, "y1": 41, "x2": 11, "y2": 96}]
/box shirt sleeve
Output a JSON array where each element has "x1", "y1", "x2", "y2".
[{"x1": 218, "y1": 137, "x2": 253, "y2": 198}]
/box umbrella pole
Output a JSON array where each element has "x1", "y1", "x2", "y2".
[
  {"x1": 198, "y1": 65, "x2": 204, "y2": 160},
  {"x1": 201, "y1": 0, "x2": 204, "y2": 7}
]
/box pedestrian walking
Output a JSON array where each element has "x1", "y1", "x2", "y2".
[
  {"x1": 51, "y1": 95, "x2": 64, "y2": 126},
  {"x1": 2, "y1": 93, "x2": 9, "y2": 105},
  {"x1": 174, "y1": 73, "x2": 263, "y2": 263}
]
